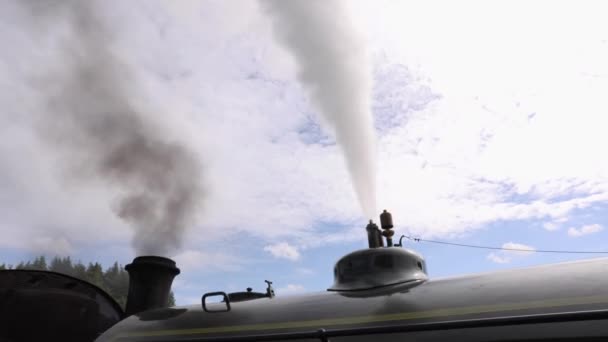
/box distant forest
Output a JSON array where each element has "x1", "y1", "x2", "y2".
[{"x1": 0, "y1": 256, "x2": 175, "y2": 309}]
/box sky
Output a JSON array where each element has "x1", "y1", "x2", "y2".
[{"x1": 1, "y1": 0, "x2": 608, "y2": 306}]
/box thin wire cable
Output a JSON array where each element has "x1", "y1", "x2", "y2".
[{"x1": 401, "y1": 235, "x2": 608, "y2": 254}]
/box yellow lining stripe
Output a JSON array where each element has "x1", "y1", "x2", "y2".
[{"x1": 116, "y1": 294, "x2": 608, "y2": 339}]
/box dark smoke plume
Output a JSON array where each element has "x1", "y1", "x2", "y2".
[{"x1": 24, "y1": 1, "x2": 202, "y2": 256}]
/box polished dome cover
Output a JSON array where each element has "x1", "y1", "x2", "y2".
[{"x1": 328, "y1": 247, "x2": 428, "y2": 295}]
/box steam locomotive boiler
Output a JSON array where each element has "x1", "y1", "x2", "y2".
[{"x1": 3, "y1": 210, "x2": 608, "y2": 341}]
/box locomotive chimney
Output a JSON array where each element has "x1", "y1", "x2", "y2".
[{"x1": 124, "y1": 256, "x2": 180, "y2": 316}]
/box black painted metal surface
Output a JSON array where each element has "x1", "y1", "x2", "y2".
[
  {"x1": 96, "y1": 257, "x2": 608, "y2": 341},
  {"x1": 125, "y1": 256, "x2": 180, "y2": 317},
  {"x1": 0, "y1": 270, "x2": 123, "y2": 341}
]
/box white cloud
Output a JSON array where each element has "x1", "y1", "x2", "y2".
[
  {"x1": 263, "y1": 242, "x2": 300, "y2": 261},
  {"x1": 1, "y1": 0, "x2": 608, "y2": 263},
  {"x1": 277, "y1": 284, "x2": 306, "y2": 296},
  {"x1": 543, "y1": 222, "x2": 559, "y2": 231},
  {"x1": 502, "y1": 242, "x2": 535, "y2": 256},
  {"x1": 487, "y1": 252, "x2": 510, "y2": 264},
  {"x1": 357, "y1": 1, "x2": 608, "y2": 237},
  {"x1": 30, "y1": 236, "x2": 73, "y2": 256},
  {"x1": 487, "y1": 242, "x2": 535, "y2": 264},
  {"x1": 567, "y1": 224, "x2": 604, "y2": 237},
  {"x1": 543, "y1": 216, "x2": 568, "y2": 231}
]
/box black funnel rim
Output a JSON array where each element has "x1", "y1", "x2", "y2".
[{"x1": 126, "y1": 255, "x2": 180, "y2": 275}]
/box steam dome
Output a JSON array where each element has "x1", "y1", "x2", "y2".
[
  {"x1": 328, "y1": 210, "x2": 428, "y2": 296},
  {"x1": 328, "y1": 247, "x2": 427, "y2": 296}
]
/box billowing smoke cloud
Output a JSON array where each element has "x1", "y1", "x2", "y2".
[
  {"x1": 260, "y1": 1, "x2": 377, "y2": 219},
  {"x1": 22, "y1": 1, "x2": 203, "y2": 256}
]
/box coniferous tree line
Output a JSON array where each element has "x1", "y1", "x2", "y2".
[{"x1": 0, "y1": 256, "x2": 175, "y2": 309}]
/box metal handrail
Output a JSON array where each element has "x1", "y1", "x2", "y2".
[{"x1": 201, "y1": 292, "x2": 230, "y2": 313}]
